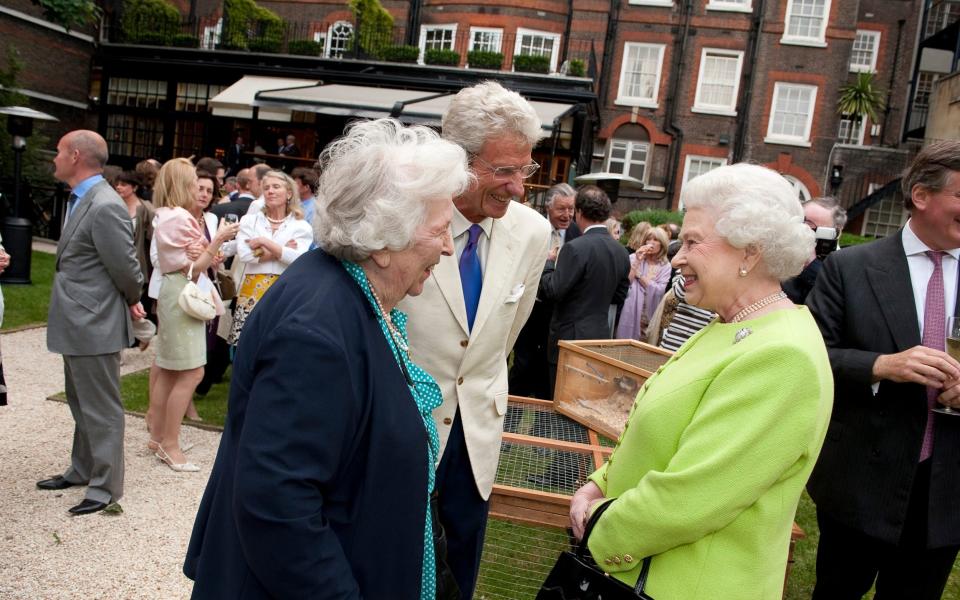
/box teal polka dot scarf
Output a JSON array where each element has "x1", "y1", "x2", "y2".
[{"x1": 342, "y1": 260, "x2": 441, "y2": 600}]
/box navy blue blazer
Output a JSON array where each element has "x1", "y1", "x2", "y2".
[{"x1": 184, "y1": 249, "x2": 430, "y2": 598}]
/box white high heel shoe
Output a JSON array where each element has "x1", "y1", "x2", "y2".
[{"x1": 155, "y1": 445, "x2": 200, "y2": 472}]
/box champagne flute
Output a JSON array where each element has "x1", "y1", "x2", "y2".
[{"x1": 935, "y1": 316, "x2": 960, "y2": 416}]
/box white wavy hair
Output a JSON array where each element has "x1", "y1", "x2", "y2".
[
  {"x1": 441, "y1": 81, "x2": 543, "y2": 154},
  {"x1": 680, "y1": 163, "x2": 814, "y2": 281},
  {"x1": 315, "y1": 118, "x2": 471, "y2": 262}
]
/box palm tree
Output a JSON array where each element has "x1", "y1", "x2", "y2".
[{"x1": 837, "y1": 72, "x2": 886, "y2": 137}]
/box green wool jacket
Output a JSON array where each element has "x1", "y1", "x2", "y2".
[{"x1": 587, "y1": 306, "x2": 833, "y2": 600}]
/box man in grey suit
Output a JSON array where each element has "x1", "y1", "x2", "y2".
[{"x1": 38, "y1": 130, "x2": 144, "y2": 516}]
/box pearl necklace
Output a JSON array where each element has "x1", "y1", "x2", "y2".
[
  {"x1": 265, "y1": 214, "x2": 286, "y2": 225},
  {"x1": 368, "y1": 282, "x2": 409, "y2": 352},
  {"x1": 729, "y1": 291, "x2": 788, "y2": 323}
]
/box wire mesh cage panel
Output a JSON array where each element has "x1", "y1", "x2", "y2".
[
  {"x1": 476, "y1": 398, "x2": 611, "y2": 600},
  {"x1": 475, "y1": 520, "x2": 570, "y2": 600},
  {"x1": 554, "y1": 339, "x2": 672, "y2": 439}
]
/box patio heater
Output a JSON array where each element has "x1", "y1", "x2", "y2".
[
  {"x1": 573, "y1": 172, "x2": 644, "y2": 204},
  {"x1": 0, "y1": 106, "x2": 58, "y2": 284}
]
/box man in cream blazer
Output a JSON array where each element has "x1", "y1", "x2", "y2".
[{"x1": 400, "y1": 81, "x2": 551, "y2": 598}]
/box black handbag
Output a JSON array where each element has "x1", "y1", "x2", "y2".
[{"x1": 537, "y1": 500, "x2": 654, "y2": 600}]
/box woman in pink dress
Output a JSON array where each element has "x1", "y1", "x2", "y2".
[{"x1": 615, "y1": 226, "x2": 671, "y2": 340}]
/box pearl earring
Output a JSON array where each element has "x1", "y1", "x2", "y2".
[{"x1": 738, "y1": 266, "x2": 748, "y2": 277}]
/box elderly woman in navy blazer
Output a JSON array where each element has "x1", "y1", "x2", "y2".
[{"x1": 183, "y1": 118, "x2": 471, "y2": 599}]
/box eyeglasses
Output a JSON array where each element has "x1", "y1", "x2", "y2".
[{"x1": 471, "y1": 155, "x2": 540, "y2": 180}]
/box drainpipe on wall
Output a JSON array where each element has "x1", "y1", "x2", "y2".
[
  {"x1": 561, "y1": 0, "x2": 574, "y2": 65},
  {"x1": 733, "y1": 0, "x2": 766, "y2": 162},
  {"x1": 662, "y1": 0, "x2": 693, "y2": 207},
  {"x1": 406, "y1": 0, "x2": 422, "y2": 47},
  {"x1": 597, "y1": 0, "x2": 622, "y2": 107},
  {"x1": 881, "y1": 19, "x2": 905, "y2": 146}
]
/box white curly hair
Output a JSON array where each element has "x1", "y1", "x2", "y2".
[
  {"x1": 680, "y1": 163, "x2": 814, "y2": 281},
  {"x1": 315, "y1": 118, "x2": 472, "y2": 262}
]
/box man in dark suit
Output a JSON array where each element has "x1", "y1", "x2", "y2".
[
  {"x1": 278, "y1": 134, "x2": 301, "y2": 173},
  {"x1": 39, "y1": 130, "x2": 144, "y2": 516},
  {"x1": 225, "y1": 134, "x2": 245, "y2": 175},
  {"x1": 210, "y1": 167, "x2": 257, "y2": 222},
  {"x1": 509, "y1": 182, "x2": 577, "y2": 399},
  {"x1": 782, "y1": 196, "x2": 847, "y2": 304},
  {"x1": 806, "y1": 140, "x2": 960, "y2": 599},
  {"x1": 539, "y1": 184, "x2": 630, "y2": 397}
]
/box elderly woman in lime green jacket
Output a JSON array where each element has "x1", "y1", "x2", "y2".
[{"x1": 568, "y1": 163, "x2": 834, "y2": 600}]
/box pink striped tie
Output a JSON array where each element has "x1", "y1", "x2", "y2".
[{"x1": 920, "y1": 250, "x2": 946, "y2": 462}]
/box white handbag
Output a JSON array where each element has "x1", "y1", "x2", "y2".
[{"x1": 178, "y1": 262, "x2": 217, "y2": 321}]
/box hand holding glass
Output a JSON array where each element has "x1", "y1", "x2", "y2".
[{"x1": 937, "y1": 316, "x2": 960, "y2": 416}]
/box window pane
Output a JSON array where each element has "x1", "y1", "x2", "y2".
[
  {"x1": 699, "y1": 53, "x2": 738, "y2": 107},
  {"x1": 686, "y1": 157, "x2": 724, "y2": 182},
  {"x1": 329, "y1": 22, "x2": 353, "y2": 58},
  {"x1": 850, "y1": 31, "x2": 878, "y2": 70},
  {"x1": 787, "y1": 0, "x2": 827, "y2": 39},
  {"x1": 520, "y1": 34, "x2": 555, "y2": 59},
  {"x1": 623, "y1": 45, "x2": 661, "y2": 100},
  {"x1": 771, "y1": 85, "x2": 814, "y2": 139},
  {"x1": 471, "y1": 30, "x2": 501, "y2": 53},
  {"x1": 606, "y1": 139, "x2": 648, "y2": 180},
  {"x1": 425, "y1": 27, "x2": 454, "y2": 51}
]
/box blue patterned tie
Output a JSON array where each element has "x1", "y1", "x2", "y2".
[
  {"x1": 460, "y1": 224, "x2": 483, "y2": 331},
  {"x1": 66, "y1": 193, "x2": 79, "y2": 220}
]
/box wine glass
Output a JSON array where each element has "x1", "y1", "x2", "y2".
[{"x1": 935, "y1": 316, "x2": 960, "y2": 416}]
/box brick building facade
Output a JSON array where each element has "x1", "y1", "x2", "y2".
[{"x1": 0, "y1": 0, "x2": 941, "y2": 223}]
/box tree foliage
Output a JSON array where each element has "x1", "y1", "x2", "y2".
[
  {"x1": 837, "y1": 72, "x2": 885, "y2": 123},
  {"x1": 350, "y1": 0, "x2": 393, "y2": 57},
  {"x1": 222, "y1": 0, "x2": 284, "y2": 51},
  {"x1": 121, "y1": 0, "x2": 181, "y2": 44},
  {"x1": 0, "y1": 48, "x2": 54, "y2": 189},
  {"x1": 31, "y1": 0, "x2": 100, "y2": 31}
]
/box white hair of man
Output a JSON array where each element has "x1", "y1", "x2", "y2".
[
  {"x1": 315, "y1": 118, "x2": 472, "y2": 262},
  {"x1": 681, "y1": 163, "x2": 814, "y2": 281},
  {"x1": 804, "y1": 196, "x2": 848, "y2": 231},
  {"x1": 544, "y1": 182, "x2": 576, "y2": 207},
  {"x1": 441, "y1": 81, "x2": 543, "y2": 154}
]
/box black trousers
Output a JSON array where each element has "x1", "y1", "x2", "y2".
[
  {"x1": 435, "y1": 410, "x2": 490, "y2": 600},
  {"x1": 812, "y1": 459, "x2": 960, "y2": 600}
]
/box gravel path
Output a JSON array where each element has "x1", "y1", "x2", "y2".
[{"x1": 0, "y1": 326, "x2": 219, "y2": 599}]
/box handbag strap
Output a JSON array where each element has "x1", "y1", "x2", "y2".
[
  {"x1": 578, "y1": 498, "x2": 653, "y2": 596},
  {"x1": 186, "y1": 261, "x2": 195, "y2": 281}
]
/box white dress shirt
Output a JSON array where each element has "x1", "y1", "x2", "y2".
[
  {"x1": 236, "y1": 212, "x2": 313, "y2": 275},
  {"x1": 903, "y1": 218, "x2": 960, "y2": 338},
  {"x1": 452, "y1": 207, "x2": 493, "y2": 274}
]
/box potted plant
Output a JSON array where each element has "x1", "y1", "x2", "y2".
[
  {"x1": 467, "y1": 51, "x2": 503, "y2": 70},
  {"x1": 513, "y1": 54, "x2": 550, "y2": 74}
]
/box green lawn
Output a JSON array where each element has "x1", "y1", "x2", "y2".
[
  {"x1": 118, "y1": 366, "x2": 231, "y2": 424},
  {"x1": 1, "y1": 251, "x2": 55, "y2": 330}
]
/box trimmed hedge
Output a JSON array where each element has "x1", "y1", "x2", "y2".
[
  {"x1": 514, "y1": 54, "x2": 550, "y2": 74},
  {"x1": 171, "y1": 33, "x2": 199, "y2": 48},
  {"x1": 381, "y1": 45, "x2": 419, "y2": 63},
  {"x1": 567, "y1": 58, "x2": 586, "y2": 77},
  {"x1": 621, "y1": 209, "x2": 683, "y2": 236},
  {"x1": 122, "y1": 0, "x2": 180, "y2": 44},
  {"x1": 287, "y1": 39, "x2": 324, "y2": 56},
  {"x1": 467, "y1": 50, "x2": 503, "y2": 70},
  {"x1": 839, "y1": 232, "x2": 875, "y2": 248},
  {"x1": 249, "y1": 38, "x2": 282, "y2": 53},
  {"x1": 424, "y1": 48, "x2": 459, "y2": 66}
]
